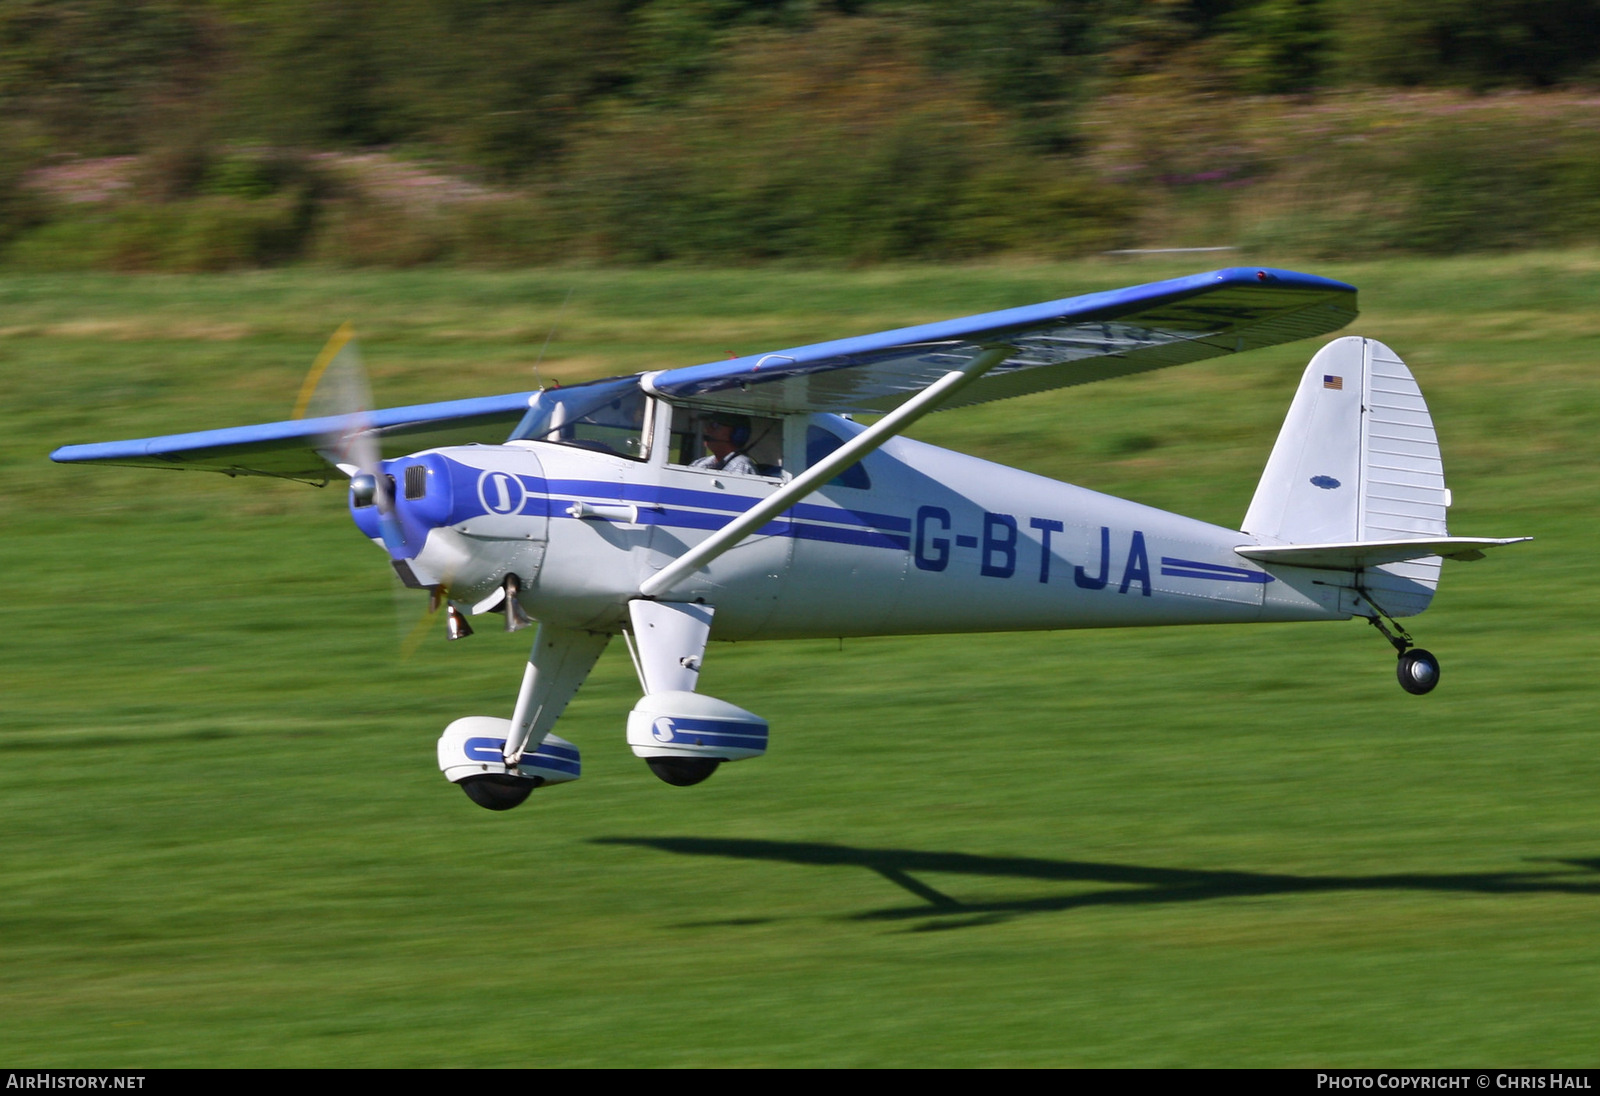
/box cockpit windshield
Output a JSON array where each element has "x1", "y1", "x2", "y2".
[{"x1": 507, "y1": 377, "x2": 650, "y2": 460}]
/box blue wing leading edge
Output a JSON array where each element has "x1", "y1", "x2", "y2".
[
  {"x1": 645, "y1": 267, "x2": 1357, "y2": 414},
  {"x1": 51, "y1": 391, "x2": 536, "y2": 481}
]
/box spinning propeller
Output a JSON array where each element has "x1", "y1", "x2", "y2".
[
  {"x1": 292, "y1": 324, "x2": 403, "y2": 553},
  {"x1": 292, "y1": 325, "x2": 527, "y2": 650},
  {"x1": 292, "y1": 324, "x2": 450, "y2": 651}
]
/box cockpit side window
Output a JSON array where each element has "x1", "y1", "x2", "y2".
[
  {"x1": 669, "y1": 407, "x2": 784, "y2": 478},
  {"x1": 508, "y1": 378, "x2": 651, "y2": 461}
]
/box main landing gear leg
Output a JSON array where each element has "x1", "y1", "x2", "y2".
[
  {"x1": 503, "y1": 624, "x2": 611, "y2": 769},
  {"x1": 1358, "y1": 589, "x2": 1440, "y2": 696},
  {"x1": 439, "y1": 619, "x2": 607, "y2": 810}
]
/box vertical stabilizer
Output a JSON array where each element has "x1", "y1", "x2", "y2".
[{"x1": 1243, "y1": 337, "x2": 1448, "y2": 615}]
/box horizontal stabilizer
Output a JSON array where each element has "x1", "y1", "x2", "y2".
[{"x1": 1237, "y1": 537, "x2": 1530, "y2": 571}]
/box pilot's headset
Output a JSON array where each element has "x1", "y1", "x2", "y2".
[{"x1": 711, "y1": 413, "x2": 752, "y2": 448}]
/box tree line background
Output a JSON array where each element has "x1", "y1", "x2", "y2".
[{"x1": 3, "y1": 0, "x2": 1598, "y2": 268}]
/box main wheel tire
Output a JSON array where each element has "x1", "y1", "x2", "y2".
[
  {"x1": 646, "y1": 756, "x2": 722, "y2": 787},
  {"x1": 458, "y1": 773, "x2": 542, "y2": 811},
  {"x1": 1397, "y1": 648, "x2": 1441, "y2": 695}
]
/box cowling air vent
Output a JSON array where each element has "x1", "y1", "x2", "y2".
[{"x1": 405, "y1": 464, "x2": 427, "y2": 500}]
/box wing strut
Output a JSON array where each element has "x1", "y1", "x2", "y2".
[{"x1": 639, "y1": 346, "x2": 1010, "y2": 600}]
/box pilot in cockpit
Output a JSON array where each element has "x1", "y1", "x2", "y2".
[{"x1": 690, "y1": 413, "x2": 759, "y2": 475}]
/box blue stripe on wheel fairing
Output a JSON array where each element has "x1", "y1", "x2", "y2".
[{"x1": 463, "y1": 737, "x2": 582, "y2": 777}]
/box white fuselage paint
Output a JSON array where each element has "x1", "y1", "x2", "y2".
[{"x1": 394, "y1": 412, "x2": 1352, "y2": 643}]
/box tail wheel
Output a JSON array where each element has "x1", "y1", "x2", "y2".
[{"x1": 1397, "y1": 648, "x2": 1440, "y2": 695}]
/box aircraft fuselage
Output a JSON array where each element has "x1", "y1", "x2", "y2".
[{"x1": 356, "y1": 410, "x2": 1351, "y2": 641}]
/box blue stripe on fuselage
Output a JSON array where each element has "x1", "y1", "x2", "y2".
[
  {"x1": 441, "y1": 462, "x2": 911, "y2": 545},
  {"x1": 433, "y1": 462, "x2": 1258, "y2": 574},
  {"x1": 1159, "y1": 556, "x2": 1273, "y2": 584},
  {"x1": 546, "y1": 478, "x2": 908, "y2": 531}
]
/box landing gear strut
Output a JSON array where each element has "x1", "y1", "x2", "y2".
[{"x1": 1359, "y1": 588, "x2": 1440, "y2": 696}]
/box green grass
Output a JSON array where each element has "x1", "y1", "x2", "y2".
[{"x1": 3, "y1": 254, "x2": 1597, "y2": 1066}]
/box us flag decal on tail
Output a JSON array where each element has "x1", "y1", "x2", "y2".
[{"x1": 1323, "y1": 374, "x2": 1343, "y2": 390}]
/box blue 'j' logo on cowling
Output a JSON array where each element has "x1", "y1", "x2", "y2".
[
  {"x1": 478, "y1": 471, "x2": 527, "y2": 515},
  {"x1": 1310, "y1": 475, "x2": 1341, "y2": 490}
]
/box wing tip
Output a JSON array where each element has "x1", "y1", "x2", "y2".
[{"x1": 1212, "y1": 266, "x2": 1359, "y2": 294}]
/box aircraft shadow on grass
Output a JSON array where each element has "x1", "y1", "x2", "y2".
[{"x1": 595, "y1": 838, "x2": 1600, "y2": 931}]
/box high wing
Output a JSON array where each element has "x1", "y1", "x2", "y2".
[
  {"x1": 51, "y1": 391, "x2": 535, "y2": 480},
  {"x1": 644, "y1": 267, "x2": 1357, "y2": 415},
  {"x1": 51, "y1": 268, "x2": 1354, "y2": 480}
]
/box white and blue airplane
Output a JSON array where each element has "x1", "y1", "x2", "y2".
[{"x1": 52, "y1": 268, "x2": 1527, "y2": 810}]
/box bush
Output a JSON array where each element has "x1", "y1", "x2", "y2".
[
  {"x1": 308, "y1": 196, "x2": 451, "y2": 268},
  {"x1": 5, "y1": 196, "x2": 308, "y2": 272},
  {"x1": 1230, "y1": 96, "x2": 1600, "y2": 257},
  {"x1": 945, "y1": 167, "x2": 1139, "y2": 258},
  {"x1": 445, "y1": 196, "x2": 570, "y2": 266},
  {"x1": 556, "y1": 16, "x2": 1136, "y2": 263},
  {"x1": 0, "y1": 124, "x2": 51, "y2": 250}
]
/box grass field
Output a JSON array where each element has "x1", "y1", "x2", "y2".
[{"x1": 3, "y1": 253, "x2": 1597, "y2": 1066}]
